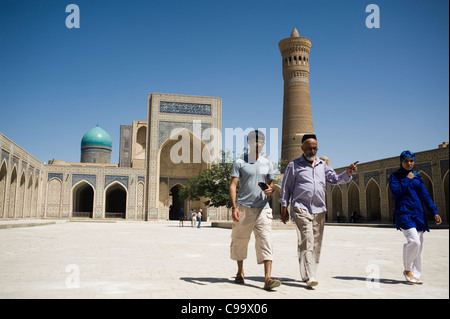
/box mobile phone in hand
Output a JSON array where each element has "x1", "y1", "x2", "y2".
[{"x1": 258, "y1": 182, "x2": 268, "y2": 190}]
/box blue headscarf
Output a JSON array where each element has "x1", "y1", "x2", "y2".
[
  {"x1": 400, "y1": 150, "x2": 415, "y2": 163},
  {"x1": 399, "y1": 150, "x2": 419, "y2": 177}
]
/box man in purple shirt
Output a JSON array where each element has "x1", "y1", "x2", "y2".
[{"x1": 279, "y1": 134, "x2": 358, "y2": 287}]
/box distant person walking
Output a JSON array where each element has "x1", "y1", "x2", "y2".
[
  {"x1": 178, "y1": 208, "x2": 185, "y2": 227},
  {"x1": 350, "y1": 211, "x2": 357, "y2": 223},
  {"x1": 389, "y1": 150, "x2": 442, "y2": 284},
  {"x1": 197, "y1": 209, "x2": 202, "y2": 228},
  {"x1": 189, "y1": 209, "x2": 194, "y2": 227},
  {"x1": 191, "y1": 210, "x2": 197, "y2": 227}
]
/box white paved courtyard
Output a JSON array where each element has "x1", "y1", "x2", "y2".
[{"x1": 0, "y1": 220, "x2": 448, "y2": 300}]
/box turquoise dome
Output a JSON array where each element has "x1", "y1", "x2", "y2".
[{"x1": 81, "y1": 126, "x2": 112, "y2": 149}]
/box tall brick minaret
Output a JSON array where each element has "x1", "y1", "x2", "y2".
[{"x1": 279, "y1": 28, "x2": 314, "y2": 165}]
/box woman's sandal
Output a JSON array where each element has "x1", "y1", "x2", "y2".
[{"x1": 403, "y1": 271, "x2": 422, "y2": 284}]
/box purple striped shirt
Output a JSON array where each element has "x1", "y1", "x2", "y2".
[{"x1": 279, "y1": 155, "x2": 352, "y2": 216}]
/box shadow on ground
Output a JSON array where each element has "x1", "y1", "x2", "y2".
[{"x1": 180, "y1": 276, "x2": 315, "y2": 291}]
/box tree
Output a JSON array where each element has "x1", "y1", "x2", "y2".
[
  {"x1": 179, "y1": 151, "x2": 237, "y2": 208},
  {"x1": 277, "y1": 158, "x2": 290, "y2": 174}
]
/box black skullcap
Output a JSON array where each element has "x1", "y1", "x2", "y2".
[{"x1": 301, "y1": 134, "x2": 317, "y2": 143}]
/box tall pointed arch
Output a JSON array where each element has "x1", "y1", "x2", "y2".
[
  {"x1": 0, "y1": 162, "x2": 7, "y2": 218},
  {"x1": 46, "y1": 177, "x2": 62, "y2": 218},
  {"x1": 158, "y1": 128, "x2": 210, "y2": 220},
  {"x1": 105, "y1": 181, "x2": 127, "y2": 218},
  {"x1": 347, "y1": 181, "x2": 360, "y2": 222},
  {"x1": 417, "y1": 170, "x2": 435, "y2": 221},
  {"x1": 365, "y1": 178, "x2": 381, "y2": 221},
  {"x1": 72, "y1": 180, "x2": 95, "y2": 218},
  {"x1": 331, "y1": 185, "x2": 343, "y2": 222}
]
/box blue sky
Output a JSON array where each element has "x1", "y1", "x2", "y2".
[{"x1": 0, "y1": 0, "x2": 448, "y2": 169}]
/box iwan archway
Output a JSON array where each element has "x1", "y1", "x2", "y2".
[
  {"x1": 158, "y1": 128, "x2": 210, "y2": 220},
  {"x1": 169, "y1": 184, "x2": 185, "y2": 220},
  {"x1": 105, "y1": 182, "x2": 127, "y2": 218},
  {"x1": 72, "y1": 181, "x2": 94, "y2": 218}
]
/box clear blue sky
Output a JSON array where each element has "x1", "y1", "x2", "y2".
[{"x1": 1, "y1": 0, "x2": 448, "y2": 169}]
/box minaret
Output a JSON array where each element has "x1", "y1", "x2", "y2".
[{"x1": 279, "y1": 28, "x2": 314, "y2": 165}]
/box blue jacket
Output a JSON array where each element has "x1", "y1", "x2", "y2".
[{"x1": 389, "y1": 168, "x2": 438, "y2": 232}]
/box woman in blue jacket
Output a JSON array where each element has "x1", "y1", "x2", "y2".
[{"x1": 389, "y1": 150, "x2": 442, "y2": 284}]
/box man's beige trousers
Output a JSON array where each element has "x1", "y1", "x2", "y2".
[
  {"x1": 294, "y1": 208, "x2": 325, "y2": 281},
  {"x1": 230, "y1": 205, "x2": 273, "y2": 264}
]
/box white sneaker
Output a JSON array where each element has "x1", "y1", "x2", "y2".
[{"x1": 306, "y1": 277, "x2": 318, "y2": 287}]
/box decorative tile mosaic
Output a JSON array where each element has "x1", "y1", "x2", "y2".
[
  {"x1": 72, "y1": 174, "x2": 96, "y2": 187},
  {"x1": 48, "y1": 173, "x2": 63, "y2": 181},
  {"x1": 440, "y1": 159, "x2": 449, "y2": 179},
  {"x1": 364, "y1": 171, "x2": 380, "y2": 187},
  {"x1": 105, "y1": 175, "x2": 129, "y2": 188},
  {"x1": 158, "y1": 121, "x2": 211, "y2": 148},
  {"x1": 160, "y1": 101, "x2": 211, "y2": 116}
]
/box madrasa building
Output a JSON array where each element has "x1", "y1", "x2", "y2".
[
  {"x1": 1, "y1": 29, "x2": 448, "y2": 225},
  {"x1": 0, "y1": 92, "x2": 224, "y2": 222}
]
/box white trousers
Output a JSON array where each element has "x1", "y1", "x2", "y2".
[{"x1": 401, "y1": 228, "x2": 424, "y2": 279}]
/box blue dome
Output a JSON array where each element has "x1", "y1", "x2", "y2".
[{"x1": 81, "y1": 126, "x2": 112, "y2": 149}]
